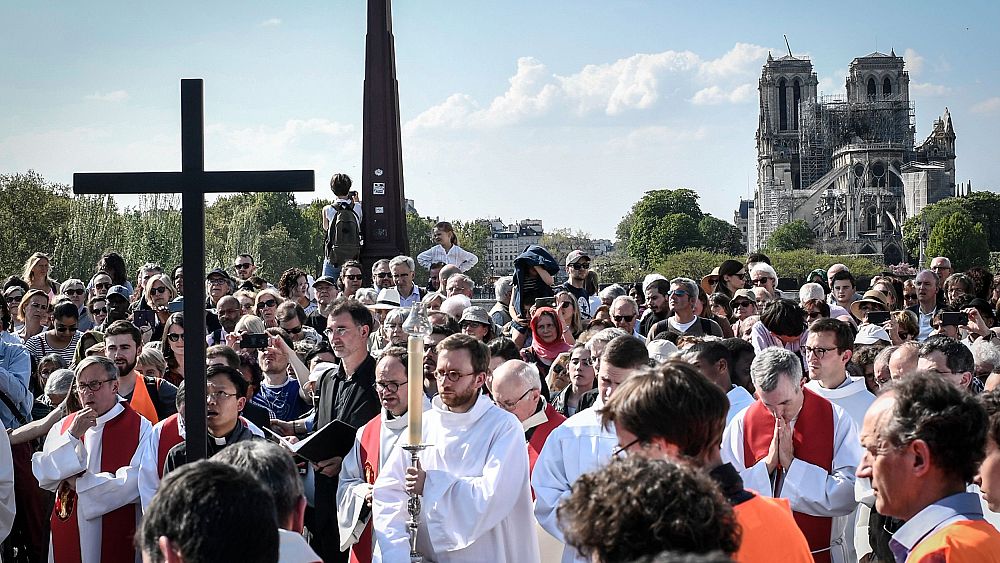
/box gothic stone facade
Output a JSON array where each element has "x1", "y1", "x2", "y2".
[{"x1": 748, "y1": 50, "x2": 956, "y2": 264}]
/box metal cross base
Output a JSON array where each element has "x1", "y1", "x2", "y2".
[{"x1": 402, "y1": 443, "x2": 431, "y2": 562}]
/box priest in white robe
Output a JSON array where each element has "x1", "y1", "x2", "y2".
[
  {"x1": 338, "y1": 348, "x2": 430, "y2": 562},
  {"x1": 372, "y1": 334, "x2": 539, "y2": 563},
  {"x1": 722, "y1": 347, "x2": 862, "y2": 563},
  {"x1": 32, "y1": 356, "x2": 153, "y2": 563}
]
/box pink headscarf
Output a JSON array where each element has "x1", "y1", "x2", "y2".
[{"x1": 530, "y1": 307, "x2": 571, "y2": 362}]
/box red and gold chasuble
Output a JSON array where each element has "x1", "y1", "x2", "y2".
[
  {"x1": 351, "y1": 416, "x2": 384, "y2": 563},
  {"x1": 742, "y1": 387, "x2": 834, "y2": 563},
  {"x1": 51, "y1": 403, "x2": 142, "y2": 563},
  {"x1": 155, "y1": 414, "x2": 183, "y2": 478}
]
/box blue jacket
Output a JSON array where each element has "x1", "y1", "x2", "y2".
[{"x1": 0, "y1": 336, "x2": 32, "y2": 429}]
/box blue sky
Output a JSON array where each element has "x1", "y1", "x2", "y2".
[{"x1": 2, "y1": 1, "x2": 998, "y2": 239}]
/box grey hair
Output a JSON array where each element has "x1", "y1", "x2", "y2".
[
  {"x1": 585, "y1": 328, "x2": 629, "y2": 352},
  {"x1": 874, "y1": 345, "x2": 898, "y2": 371},
  {"x1": 972, "y1": 337, "x2": 1000, "y2": 372},
  {"x1": 213, "y1": 440, "x2": 304, "y2": 523},
  {"x1": 670, "y1": 277, "x2": 699, "y2": 301},
  {"x1": 799, "y1": 283, "x2": 825, "y2": 303},
  {"x1": 389, "y1": 255, "x2": 415, "y2": 272},
  {"x1": 234, "y1": 314, "x2": 266, "y2": 335},
  {"x1": 492, "y1": 359, "x2": 541, "y2": 391},
  {"x1": 749, "y1": 347, "x2": 802, "y2": 392},
  {"x1": 75, "y1": 355, "x2": 119, "y2": 381},
  {"x1": 383, "y1": 307, "x2": 410, "y2": 325},
  {"x1": 610, "y1": 295, "x2": 639, "y2": 314},
  {"x1": 59, "y1": 278, "x2": 85, "y2": 293},
  {"x1": 354, "y1": 288, "x2": 379, "y2": 305},
  {"x1": 750, "y1": 263, "x2": 778, "y2": 283},
  {"x1": 44, "y1": 368, "x2": 76, "y2": 396},
  {"x1": 371, "y1": 259, "x2": 390, "y2": 272},
  {"x1": 447, "y1": 273, "x2": 474, "y2": 290},
  {"x1": 494, "y1": 276, "x2": 514, "y2": 301},
  {"x1": 599, "y1": 284, "x2": 627, "y2": 301}
]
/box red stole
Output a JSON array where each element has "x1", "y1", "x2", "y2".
[
  {"x1": 51, "y1": 403, "x2": 142, "y2": 563},
  {"x1": 527, "y1": 404, "x2": 566, "y2": 476},
  {"x1": 742, "y1": 387, "x2": 835, "y2": 563},
  {"x1": 350, "y1": 414, "x2": 383, "y2": 563},
  {"x1": 156, "y1": 414, "x2": 183, "y2": 478}
]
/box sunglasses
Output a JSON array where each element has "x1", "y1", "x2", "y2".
[
  {"x1": 64, "y1": 288, "x2": 85, "y2": 296},
  {"x1": 751, "y1": 278, "x2": 772, "y2": 286},
  {"x1": 167, "y1": 333, "x2": 185, "y2": 342},
  {"x1": 733, "y1": 300, "x2": 754, "y2": 308},
  {"x1": 257, "y1": 299, "x2": 278, "y2": 309},
  {"x1": 283, "y1": 325, "x2": 303, "y2": 334},
  {"x1": 668, "y1": 289, "x2": 689, "y2": 297},
  {"x1": 55, "y1": 324, "x2": 77, "y2": 334},
  {"x1": 234, "y1": 263, "x2": 252, "y2": 270},
  {"x1": 150, "y1": 286, "x2": 169, "y2": 295},
  {"x1": 904, "y1": 294, "x2": 918, "y2": 300},
  {"x1": 91, "y1": 307, "x2": 108, "y2": 315},
  {"x1": 569, "y1": 262, "x2": 591, "y2": 270},
  {"x1": 95, "y1": 282, "x2": 111, "y2": 290},
  {"x1": 375, "y1": 272, "x2": 392, "y2": 279},
  {"x1": 806, "y1": 311, "x2": 823, "y2": 320},
  {"x1": 4, "y1": 295, "x2": 22, "y2": 304},
  {"x1": 344, "y1": 274, "x2": 363, "y2": 281},
  {"x1": 612, "y1": 315, "x2": 635, "y2": 322}
]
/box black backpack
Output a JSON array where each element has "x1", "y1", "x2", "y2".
[{"x1": 325, "y1": 201, "x2": 361, "y2": 266}]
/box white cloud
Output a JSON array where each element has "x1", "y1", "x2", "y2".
[
  {"x1": 690, "y1": 83, "x2": 755, "y2": 105},
  {"x1": 85, "y1": 90, "x2": 129, "y2": 102},
  {"x1": 911, "y1": 82, "x2": 952, "y2": 97},
  {"x1": 904, "y1": 48, "x2": 924, "y2": 76},
  {"x1": 697, "y1": 43, "x2": 770, "y2": 80},
  {"x1": 559, "y1": 51, "x2": 699, "y2": 116},
  {"x1": 260, "y1": 18, "x2": 282, "y2": 27},
  {"x1": 972, "y1": 97, "x2": 1000, "y2": 115}
]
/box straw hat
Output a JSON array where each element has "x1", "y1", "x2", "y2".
[
  {"x1": 700, "y1": 267, "x2": 721, "y2": 295},
  {"x1": 369, "y1": 288, "x2": 402, "y2": 311},
  {"x1": 849, "y1": 290, "x2": 888, "y2": 320}
]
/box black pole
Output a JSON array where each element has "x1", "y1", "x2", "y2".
[{"x1": 180, "y1": 78, "x2": 207, "y2": 461}]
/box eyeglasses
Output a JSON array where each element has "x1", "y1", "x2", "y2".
[
  {"x1": 434, "y1": 370, "x2": 477, "y2": 382},
  {"x1": 904, "y1": 294, "x2": 918, "y2": 301},
  {"x1": 375, "y1": 380, "x2": 405, "y2": 393},
  {"x1": 208, "y1": 278, "x2": 228, "y2": 286},
  {"x1": 64, "y1": 288, "x2": 85, "y2": 296},
  {"x1": 54, "y1": 323, "x2": 77, "y2": 334},
  {"x1": 375, "y1": 272, "x2": 392, "y2": 279},
  {"x1": 234, "y1": 263, "x2": 252, "y2": 270},
  {"x1": 325, "y1": 326, "x2": 356, "y2": 338},
  {"x1": 612, "y1": 315, "x2": 635, "y2": 323},
  {"x1": 150, "y1": 286, "x2": 169, "y2": 295},
  {"x1": 283, "y1": 324, "x2": 303, "y2": 335},
  {"x1": 4, "y1": 295, "x2": 22, "y2": 304},
  {"x1": 77, "y1": 378, "x2": 116, "y2": 392},
  {"x1": 91, "y1": 307, "x2": 108, "y2": 315},
  {"x1": 569, "y1": 262, "x2": 591, "y2": 270},
  {"x1": 344, "y1": 274, "x2": 363, "y2": 281},
  {"x1": 167, "y1": 333, "x2": 185, "y2": 342},
  {"x1": 497, "y1": 388, "x2": 535, "y2": 410},
  {"x1": 612, "y1": 437, "x2": 642, "y2": 458},
  {"x1": 206, "y1": 389, "x2": 238, "y2": 401},
  {"x1": 257, "y1": 299, "x2": 278, "y2": 309},
  {"x1": 392, "y1": 272, "x2": 411, "y2": 279},
  {"x1": 751, "y1": 278, "x2": 772, "y2": 286},
  {"x1": 803, "y1": 345, "x2": 838, "y2": 358},
  {"x1": 95, "y1": 283, "x2": 111, "y2": 290},
  {"x1": 668, "y1": 289, "x2": 689, "y2": 297}
]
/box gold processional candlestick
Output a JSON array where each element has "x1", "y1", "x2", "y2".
[{"x1": 401, "y1": 302, "x2": 433, "y2": 562}]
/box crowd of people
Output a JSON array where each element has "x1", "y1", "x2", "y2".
[{"x1": 2, "y1": 177, "x2": 1000, "y2": 562}]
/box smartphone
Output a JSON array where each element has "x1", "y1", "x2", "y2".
[
  {"x1": 132, "y1": 310, "x2": 154, "y2": 329},
  {"x1": 240, "y1": 333, "x2": 270, "y2": 349},
  {"x1": 349, "y1": 190, "x2": 358, "y2": 201},
  {"x1": 168, "y1": 300, "x2": 184, "y2": 313},
  {"x1": 940, "y1": 312, "x2": 969, "y2": 327},
  {"x1": 534, "y1": 297, "x2": 555, "y2": 309},
  {"x1": 865, "y1": 311, "x2": 890, "y2": 325}
]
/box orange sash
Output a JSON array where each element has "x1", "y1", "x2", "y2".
[
  {"x1": 51, "y1": 403, "x2": 142, "y2": 563},
  {"x1": 351, "y1": 415, "x2": 383, "y2": 563},
  {"x1": 129, "y1": 373, "x2": 159, "y2": 424},
  {"x1": 742, "y1": 388, "x2": 834, "y2": 563}
]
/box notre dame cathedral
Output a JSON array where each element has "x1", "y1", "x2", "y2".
[{"x1": 744, "y1": 49, "x2": 961, "y2": 264}]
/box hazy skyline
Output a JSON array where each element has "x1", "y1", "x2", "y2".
[{"x1": 2, "y1": 1, "x2": 997, "y2": 239}]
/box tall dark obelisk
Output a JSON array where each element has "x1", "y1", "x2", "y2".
[{"x1": 360, "y1": 0, "x2": 409, "y2": 269}]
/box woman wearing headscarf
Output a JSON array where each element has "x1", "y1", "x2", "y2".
[{"x1": 519, "y1": 307, "x2": 570, "y2": 400}]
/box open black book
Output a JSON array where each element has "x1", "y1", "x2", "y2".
[{"x1": 264, "y1": 419, "x2": 357, "y2": 464}]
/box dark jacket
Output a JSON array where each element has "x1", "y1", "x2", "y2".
[{"x1": 512, "y1": 245, "x2": 560, "y2": 318}]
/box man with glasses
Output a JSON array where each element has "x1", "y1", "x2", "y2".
[
  {"x1": 803, "y1": 319, "x2": 875, "y2": 427},
  {"x1": 371, "y1": 259, "x2": 394, "y2": 292},
  {"x1": 162, "y1": 365, "x2": 258, "y2": 473},
  {"x1": 307, "y1": 275, "x2": 341, "y2": 331},
  {"x1": 609, "y1": 295, "x2": 642, "y2": 340},
  {"x1": 276, "y1": 302, "x2": 321, "y2": 360},
  {"x1": 559, "y1": 250, "x2": 599, "y2": 321},
  {"x1": 338, "y1": 347, "x2": 429, "y2": 562},
  {"x1": 373, "y1": 334, "x2": 540, "y2": 562},
  {"x1": 722, "y1": 347, "x2": 862, "y2": 563},
  {"x1": 930, "y1": 256, "x2": 953, "y2": 283},
  {"x1": 492, "y1": 360, "x2": 566, "y2": 476},
  {"x1": 206, "y1": 268, "x2": 235, "y2": 308},
  {"x1": 908, "y1": 270, "x2": 945, "y2": 342},
  {"x1": 233, "y1": 253, "x2": 257, "y2": 282},
  {"x1": 310, "y1": 298, "x2": 380, "y2": 561},
  {"x1": 32, "y1": 355, "x2": 153, "y2": 563},
  {"x1": 646, "y1": 278, "x2": 724, "y2": 342},
  {"x1": 533, "y1": 336, "x2": 648, "y2": 563},
  {"x1": 389, "y1": 255, "x2": 425, "y2": 308},
  {"x1": 917, "y1": 336, "x2": 975, "y2": 390}
]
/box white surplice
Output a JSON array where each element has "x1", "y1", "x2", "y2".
[
  {"x1": 0, "y1": 421, "x2": 15, "y2": 545},
  {"x1": 531, "y1": 400, "x2": 617, "y2": 563},
  {"x1": 337, "y1": 395, "x2": 431, "y2": 558},
  {"x1": 721, "y1": 398, "x2": 863, "y2": 563},
  {"x1": 31, "y1": 401, "x2": 153, "y2": 563},
  {"x1": 372, "y1": 394, "x2": 539, "y2": 563}
]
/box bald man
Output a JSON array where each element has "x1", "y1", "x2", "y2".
[{"x1": 491, "y1": 360, "x2": 566, "y2": 477}]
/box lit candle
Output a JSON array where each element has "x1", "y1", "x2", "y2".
[{"x1": 407, "y1": 334, "x2": 424, "y2": 445}]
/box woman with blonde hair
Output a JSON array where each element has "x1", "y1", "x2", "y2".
[
  {"x1": 22, "y1": 252, "x2": 58, "y2": 299},
  {"x1": 144, "y1": 273, "x2": 177, "y2": 340},
  {"x1": 554, "y1": 290, "x2": 582, "y2": 344},
  {"x1": 17, "y1": 289, "x2": 50, "y2": 341}
]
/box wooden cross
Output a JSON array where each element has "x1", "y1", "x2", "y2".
[{"x1": 73, "y1": 79, "x2": 314, "y2": 461}]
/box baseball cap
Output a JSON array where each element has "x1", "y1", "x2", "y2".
[
  {"x1": 565, "y1": 250, "x2": 590, "y2": 266},
  {"x1": 108, "y1": 285, "x2": 132, "y2": 300},
  {"x1": 313, "y1": 276, "x2": 338, "y2": 287}
]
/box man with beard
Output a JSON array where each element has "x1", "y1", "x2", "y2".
[
  {"x1": 103, "y1": 320, "x2": 177, "y2": 423},
  {"x1": 371, "y1": 259, "x2": 394, "y2": 292},
  {"x1": 422, "y1": 325, "x2": 454, "y2": 399},
  {"x1": 209, "y1": 295, "x2": 242, "y2": 345},
  {"x1": 373, "y1": 334, "x2": 540, "y2": 562},
  {"x1": 309, "y1": 299, "x2": 380, "y2": 562},
  {"x1": 233, "y1": 253, "x2": 258, "y2": 283},
  {"x1": 96, "y1": 285, "x2": 132, "y2": 331}
]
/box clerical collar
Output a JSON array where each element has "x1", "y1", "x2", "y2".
[
  {"x1": 96, "y1": 401, "x2": 125, "y2": 425},
  {"x1": 521, "y1": 398, "x2": 549, "y2": 432}
]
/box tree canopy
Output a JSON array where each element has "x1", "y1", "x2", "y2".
[
  {"x1": 766, "y1": 219, "x2": 815, "y2": 252},
  {"x1": 903, "y1": 192, "x2": 1000, "y2": 257},
  {"x1": 926, "y1": 211, "x2": 989, "y2": 271}
]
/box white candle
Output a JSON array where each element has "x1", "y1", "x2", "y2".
[{"x1": 407, "y1": 335, "x2": 424, "y2": 445}]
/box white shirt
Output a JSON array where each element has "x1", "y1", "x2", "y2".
[
  {"x1": 726, "y1": 385, "x2": 755, "y2": 425},
  {"x1": 416, "y1": 244, "x2": 479, "y2": 272},
  {"x1": 805, "y1": 375, "x2": 874, "y2": 430},
  {"x1": 338, "y1": 397, "x2": 431, "y2": 558},
  {"x1": 0, "y1": 422, "x2": 15, "y2": 546},
  {"x1": 278, "y1": 529, "x2": 322, "y2": 563},
  {"x1": 531, "y1": 400, "x2": 617, "y2": 563},
  {"x1": 721, "y1": 397, "x2": 863, "y2": 563},
  {"x1": 373, "y1": 394, "x2": 539, "y2": 563},
  {"x1": 32, "y1": 401, "x2": 153, "y2": 563}
]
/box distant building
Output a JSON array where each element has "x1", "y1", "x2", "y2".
[
  {"x1": 485, "y1": 219, "x2": 544, "y2": 278},
  {"x1": 748, "y1": 49, "x2": 962, "y2": 263},
  {"x1": 734, "y1": 199, "x2": 753, "y2": 250}
]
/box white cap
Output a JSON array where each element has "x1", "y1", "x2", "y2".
[
  {"x1": 855, "y1": 324, "x2": 892, "y2": 345},
  {"x1": 647, "y1": 339, "x2": 679, "y2": 363},
  {"x1": 642, "y1": 274, "x2": 667, "y2": 292}
]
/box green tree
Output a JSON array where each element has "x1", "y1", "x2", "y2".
[
  {"x1": 540, "y1": 228, "x2": 593, "y2": 266},
  {"x1": 452, "y1": 220, "x2": 490, "y2": 286},
  {"x1": 766, "y1": 220, "x2": 815, "y2": 251},
  {"x1": 406, "y1": 213, "x2": 436, "y2": 285},
  {"x1": 622, "y1": 188, "x2": 704, "y2": 267},
  {"x1": 904, "y1": 192, "x2": 1000, "y2": 257},
  {"x1": 698, "y1": 215, "x2": 745, "y2": 255},
  {"x1": 653, "y1": 213, "x2": 703, "y2": 258},
  {"x1": 926, "y1": 211, "x2": 989, "y2": 271},
  {"x1": 652, "y1": 250, "x2": 732, "y2": 281},
  {"x1": 592, "y1": 252, "x2": 644, "y2": 285}
]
